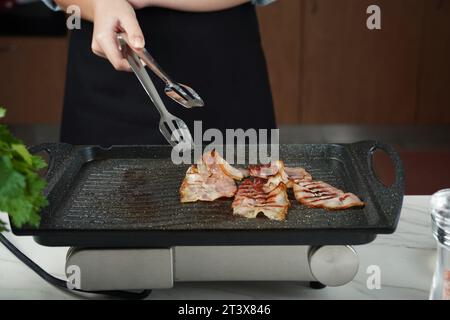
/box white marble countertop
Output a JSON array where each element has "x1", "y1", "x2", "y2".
[{"x1": 0, "y1": 196, "x2": 436, "y2": 300}]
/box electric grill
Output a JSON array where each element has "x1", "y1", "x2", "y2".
[{"x1": 11, "y1": 141, "x2": 404, "y2": 291}]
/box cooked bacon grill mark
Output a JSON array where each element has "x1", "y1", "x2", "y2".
[
  {"x1": 181, "y1": 152, "x2": 365, "y2": 219},
  {"x1": 234, "y1": 162, "x2": 292, "y2": 220},
  {"x1": 249, "y1": 161, "x2": 288, "y2": 180},
  {"x1": 248, "y1": 161, "x2": 291, "y2": 192},
  {"x1": 284, "y1": 167, "x2": 313, "y2": 187},
  {"x1": 196, "y1": 149, "x2": 245, "y2": 180},
  {"x1": 293, "y1": 180, "x2": 365, "y2": 210},
  {"x1": 232, "y1": 179, "x2": 290, "y2": 221},
  {"x1": 180, "y1": 150, "x2": 243, "y2": 203}
]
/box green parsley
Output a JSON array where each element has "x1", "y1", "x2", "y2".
[{"x1": 0, "y1": 107, "x2": 48, "y2": 232}]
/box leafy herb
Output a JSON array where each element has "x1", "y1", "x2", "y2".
[{"x1": 0, "y1": 107, "x2": 48, "y2": 232}]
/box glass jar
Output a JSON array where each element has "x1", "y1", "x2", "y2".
[{"x1": 429, "y1": 189, "x2": 450, "y2": 300}]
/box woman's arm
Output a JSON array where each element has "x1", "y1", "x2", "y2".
[
  {"x1": 128, "y1": 0, "x2": 250, "y2": 12},
  {"x1": 54, "y1": 0, "x2": 145, "y2": 71}
]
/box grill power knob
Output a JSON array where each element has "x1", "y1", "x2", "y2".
[{"x1": 308, "y1": 246, "x2": 359, "y2": 287}]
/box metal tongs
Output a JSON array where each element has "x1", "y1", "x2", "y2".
[{"x1": 117, "y1": 33, "x2": 202, "y2": 149}]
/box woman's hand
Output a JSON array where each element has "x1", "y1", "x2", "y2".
[
  {"x1": 55, "y1": 0, "x2": 145, "y2": 71},
  {"x1": 91, "y1": 0, "x2": 145, "y2": 71}
]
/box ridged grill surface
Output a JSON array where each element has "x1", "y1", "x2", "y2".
[{"x1": 45, "y1": 153, "x2": 370, "y2": 231}]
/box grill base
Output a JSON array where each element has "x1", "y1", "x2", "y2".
[{"x1": 65, "y1": 245, "x2": 359, "y2": 291}]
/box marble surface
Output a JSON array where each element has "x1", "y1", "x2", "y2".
[{"x1": 0, "y1": 196, "x2": 436, "y2": 300}]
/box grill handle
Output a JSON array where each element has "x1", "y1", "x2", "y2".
[
  {"x1": 350, "y1": 140, "x2": 405, "y2": 226},
  {"x1": 28, "y1": 143, "x2": 73, "y2": 182},
  {"x1": 350, "y1": 140, "x2": 404, "y2": 190}
]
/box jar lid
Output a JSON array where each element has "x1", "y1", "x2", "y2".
[{"x1": 431, "y1": 189, "x2": 450, "y2": 246}]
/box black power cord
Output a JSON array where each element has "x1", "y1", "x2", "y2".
[{"x1": 0, "y1": 233, "x2": 152, "y2": 300}]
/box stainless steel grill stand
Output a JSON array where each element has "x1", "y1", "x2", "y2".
[{"x1": 65, "y1": 245, "x2": 359, "y2": 292}]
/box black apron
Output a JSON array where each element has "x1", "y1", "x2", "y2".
[{"x1": 61, "y1": 3, "x2": 276, "y2": 146}]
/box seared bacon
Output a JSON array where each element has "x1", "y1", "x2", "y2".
[
  {"x1": 232, "y1": 178, "x2": 290, "y2": 221},
  {"x1": 238, "y1": 168, "x2": 250, "y2": 178},
  {"x1": 249, "y1": 161, "x2": 288, "y2": 179},
  {"x1": 180, "y1": 150, "x2": 243, "y2": 203},
  {"x1": 248, "y1": 160, "x2": 289, "y2": 191},
  {"x1": 293, "y1": 180, "x2": 364, "y2": 210},
  {"x1": 264, "y1": 172, "x2": 288, "y2": 192},
  {"x1": 284, "y1": 167, "x2": 313, "y2": 187},
  {"x1": 180, "y1": 165, "x2": 237, "y2": 203},
  {"x1": 181, "y1": 150, "x2": 364, "y2": 216},
  {"x1": 196, "y1": 149, "x2": 245, "y2": 180},
  {"x1": 249, "y1": 162, "x2": 313, "y2": 189}
]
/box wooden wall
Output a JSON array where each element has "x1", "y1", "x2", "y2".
[
  {"x1": 0, "y1": 36, "x2": 67, "y2": 124},
  {"x1": 417, "y1": 0, "x2": 450, "y2": 124},
  {"x1": 257, "y1": 0, "x2": 450, "y2": 125}
]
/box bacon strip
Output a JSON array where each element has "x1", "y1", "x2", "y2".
[
  {"x1": 249, "y1": 161, "x2": 288, "y2": 179},
  {"x1": 196, "y1": 149, "x2": 245, "y2": 180},
  {"x1": 248, "y1": 160, "x2": 289, "y2": 191},
  {"x1": 284, "y1": 167, "x2": 313, "y2": 188},
  {"x1": 293, "y1": 180, "x2": 365, "y2": 210},
  {"x1": 180, "y1": 165, "x2": 237, "y2": 203},
  {"x1": 249, "y1": 162, "x2": 313, "y2": 189},
  {"x1": 232, "y1": 178, "x2": 290, "y2": 221},
  {"x1": 181, "y1": 151, "x2": 364, "y2": 215},
  {"x1": 180, "y1": 150, "x2": 242, "y2": 203}
]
